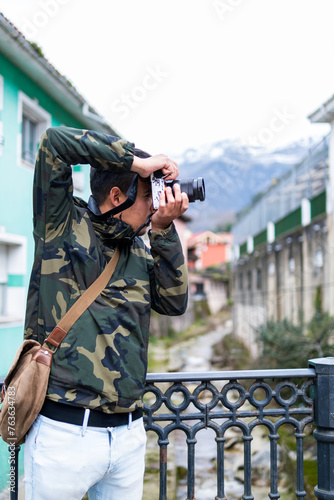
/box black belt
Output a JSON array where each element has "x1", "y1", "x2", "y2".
[{"x1": 40, "y1": 399, "x2": 142, "y2": 428}]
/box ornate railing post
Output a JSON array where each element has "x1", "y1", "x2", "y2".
[{"x1": 308, "y1": 357, "x2": 334, "y2": 499}]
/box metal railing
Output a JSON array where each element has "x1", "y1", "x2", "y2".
[
  {"x1": 1, "y1": 357, "x2": 334, "y2": 499},
  {"x1": 144, "y1": 366, "x2": 316, "y2": 500}
]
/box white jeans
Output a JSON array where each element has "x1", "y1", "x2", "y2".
[{"x1": 24, "y1": 414, "x2": 147, "y2": 500}]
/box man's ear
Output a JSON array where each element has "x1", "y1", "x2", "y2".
[{"x1": 109, "y1": 187, "x2": 126, "y2": 207}]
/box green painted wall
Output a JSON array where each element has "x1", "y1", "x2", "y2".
[
  {"x1": 254, "y1": 228, "x2": 267, "y2": 248},
  {"x1": 0, "y1": 52, "x2": 92, "y2": 352},
  {"x1": 0, "y1": 53, "x2": 87, "y2": 129},
  {"x1": 0, "y1": 326, "x2": 23, "y2": 377},
  {"x1": 311, "y1": 190, "x2": 326, "y2": 220},
  {"x1": 275, "y1": 207, "x2": 302, "y2": 238},
  {"x1": 0, "y1": 440, "x2": 24, "y2": 493},
  {"x1": 239, "y1": 242, "x2": 247, "y2": 256}
]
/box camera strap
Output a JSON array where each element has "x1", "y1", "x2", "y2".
[
  {"x1": 87, "y1": 174, "x2": 140, "y2": 222},
  {"x1": 130, "y1": 213, "x2": 154, "y2": 239}
]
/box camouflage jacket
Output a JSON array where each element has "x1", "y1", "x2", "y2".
[{"x1": 24, "y1": 127, "x2": 188, "y2": 413}]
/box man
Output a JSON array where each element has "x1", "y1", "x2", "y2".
[{"x1": 23, "y1": 127, "x2": 189, "y2": 499}]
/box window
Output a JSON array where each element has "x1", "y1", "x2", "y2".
[
  {"x1": 22, "y1": 115, "x2": 38, "y2": 163},
  {"x1": 195, "y1": 282, "x2": 204, "y2": 295},
  {"x1": 0, "y1": 232, "x2": 27, "y2": 323},
  {"x1": 18, "y1": 91, "x2": 51, "y2": 168}
]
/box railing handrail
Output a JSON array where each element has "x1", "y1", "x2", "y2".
[
  {"x1": 0, "y1": 368, "x2": 316, "y2": 388},
  {"x1": 146, "y1": 367, "x2": 316, "y2": 382}
]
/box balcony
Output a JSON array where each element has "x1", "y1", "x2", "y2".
[{"x1": 1, "y1": 357, "x2": 334, "y2": 499}]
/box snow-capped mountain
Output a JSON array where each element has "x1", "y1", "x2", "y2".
[{"x1": 172, "y1": 136, "x2": 325, "y2": 232}]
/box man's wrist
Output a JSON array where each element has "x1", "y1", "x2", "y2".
[
  {"x1": 150, "y1": 222, "x2": 171, "y2": 233},
  {"x1": 131, "y1": 156, "x2": 146, "y2": 176},
  {"x1": 149, "y1": 223, "x2": 174, "y2": 239}
]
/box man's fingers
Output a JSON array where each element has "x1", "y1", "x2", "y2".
[
  {"x1": 172, "y1": 183, "x2": 182, "y2": 205},
  {"x1": 132, "y1": 154, "x2": 179, "y2": 179},
  {"x1": 159, "y1": 185, "x2": 188, "y2": 215},
  {"x1": 181, "y1": 192, "x2": 189, "y2": 210},
  {"x1": 159, "y1": 189, "x2": 166, "y2": 207},
  {"x1": 165, "y1": 186, "x2": 175, "y2": 206},
  {"x1": 161, "y1": 160, "x2": 179, "y2": 180},
  {"x1": 151, "y1": 186, "x2": 189, "y2": 232}
]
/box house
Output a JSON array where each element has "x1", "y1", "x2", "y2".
[
  {"x1": 0, "y1": 12, "x2": 119, "y2": 379},
  {"x1": 187, "y1": 230, "x2": 232, "y2": 315},
  {"x1": 187, "y1": 230, "x2": 232, "y2": 269}
]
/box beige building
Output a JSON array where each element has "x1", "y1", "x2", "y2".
[{"x1": 231, "y1": 105, "x2": 331, "y2": 356}]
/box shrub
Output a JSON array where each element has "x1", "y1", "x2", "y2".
[{"x1": 254, "y1": 312, "x2": 334, "y2": 369}]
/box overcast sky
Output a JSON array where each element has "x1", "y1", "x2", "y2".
[{"x1": 0, "y1": 0, "x2": 333, "y2": 155}]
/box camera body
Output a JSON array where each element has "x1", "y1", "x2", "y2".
[{"x1": 150, "y1": 171, "x2": 205, "y2": 210}]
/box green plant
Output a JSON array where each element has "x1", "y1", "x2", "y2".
[
  {"x1": 314, "y1": 285, "x2": 323, "y2": 315},
  {"x1": 212, "y1": 332, "x2": 250, "y2": 370},
  {"x1": 254, "y1": 311, "x2": 334, "y2": 369}
]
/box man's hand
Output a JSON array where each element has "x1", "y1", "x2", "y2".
[
  {"x1": 151, "y1": 183, "x2": 189, "y2": 232},
  {"x1": 132, "y1": 154, "x2": 178, "y2": 181}
]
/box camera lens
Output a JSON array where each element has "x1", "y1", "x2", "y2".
[{"x1": 169, "y1": 178, "x2": 205, "y2": 203}]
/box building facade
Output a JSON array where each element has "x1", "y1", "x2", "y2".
[
  {"x1": 231, "y1": 132, "x2": 330, "y2": 357},
  {"x1": 187, "y1": 230, "x2": 232, "y2": 315},
  {"x1": 187, "y1": 230, "x2": 232, "y2": 270}
]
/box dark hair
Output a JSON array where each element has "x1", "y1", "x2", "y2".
[{"x1": 90, "y1": 147, "x2": 151, "y2": 207}]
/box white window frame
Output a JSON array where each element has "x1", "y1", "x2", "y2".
[
  {"x1": 0, "y1": 230, "x2": 27, "y2": 324},
  {"x1": 17, "y1": 91, "x2": 51, "y2": 170}
]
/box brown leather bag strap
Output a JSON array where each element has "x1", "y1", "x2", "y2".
[{"x1": 45, "y1": 247, "x2": 120, "y2": 349}]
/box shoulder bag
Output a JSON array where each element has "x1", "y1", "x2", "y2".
[{"x1": 0, "y1": 247, "x2": 120, "y2": 445}]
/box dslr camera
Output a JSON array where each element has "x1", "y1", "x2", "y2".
[{"x1": 150, "y1": 170, "x2": 205, "y2": 210}]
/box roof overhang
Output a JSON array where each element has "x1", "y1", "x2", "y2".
[
  {"x1": 0, "y1": 14, "x2": 120, "y2": 136},
  {"x1": 308, "y1": 94, "x2": 334, "y2": 124}
]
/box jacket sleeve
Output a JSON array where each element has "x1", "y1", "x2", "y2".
[
  {"x1": 148, "y1": 223, "x2": 188, "y2": 316},
  {"x1": 33, "y1": 126, "x2": 134, "y2": 239}
]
